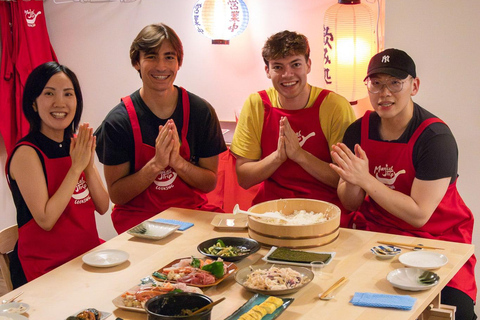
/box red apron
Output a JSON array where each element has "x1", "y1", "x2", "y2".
[
  {"x1": 0, "y1": 1, "x2": 57, "y2": 155},
  {"x1": 352, "y1": 111, "x2": 476, "y2": 301},
  {"x1": 9, "y1": 142, "x2": 100, "y2": 281},
  {"x1": 253, "y1": 89, "x2": 349, "y2": 226},
  {"x1": 111, "y1": 88, "x2": 221, "y2": 234},
  {"x1": 0, "y1": 2, "x2": 16, "y2": 155}
]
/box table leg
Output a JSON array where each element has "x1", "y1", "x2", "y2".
[{"x1": 419, "y1": 292, "x2": 456, "y2": 320}]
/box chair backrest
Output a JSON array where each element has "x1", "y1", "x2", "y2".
[{"x1": 0, "y1": 225, "x2": 18, "y2": 292}]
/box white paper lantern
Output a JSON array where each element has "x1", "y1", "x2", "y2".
[
  {"x1": 323, "y1": 0, "x2": 376, "y2": 103},
  {"x1": 192, "y1": 0, "x2": 249, "y2": 44}
]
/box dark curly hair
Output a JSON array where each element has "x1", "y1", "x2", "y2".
[{"x1": 262, "y1": 30, "x2": 310, "y2": 67}]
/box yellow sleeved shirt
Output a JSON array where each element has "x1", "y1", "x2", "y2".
[{"x1": 230, "y1": 86, "x2": 355, "y2": 160}]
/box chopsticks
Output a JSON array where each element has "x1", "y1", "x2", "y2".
[
  {"x1": 319, "y1": 277, "x2": 347, "y2": 300},
  {"x1": 191, "y1": 297, "x2": 226, "y2": 315},
  {"x1": 2, "y1": 291, "x2": 23, "y2": 304},
  {"x1": 377, "y1": 241, "x2": 444, "y2": 250}
]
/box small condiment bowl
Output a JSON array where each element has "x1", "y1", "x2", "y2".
[{"x1": 370, "y1": 245, "x2": 401, "y2": 259}]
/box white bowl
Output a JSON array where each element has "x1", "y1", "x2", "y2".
[
  {"x1": 387, "y1": 268, "x2": 439, "y2": 291},
  {"x1": 0, "y1": 302, "x2": 29, "y2": 314}
]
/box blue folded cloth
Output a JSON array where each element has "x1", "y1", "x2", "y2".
[
  {"x1": 154, "y1": 218, "x2": 194, "y2": 231},
  {"x1": 350, "y1": 292, "x2": 416, "y2": 310}
]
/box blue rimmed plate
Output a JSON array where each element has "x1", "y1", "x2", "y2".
[
  {"x1": 370, "y1": 245, "x2": 401, "y2": 259},
  {"x1": 225, "y1": 293, "x2": 294, "y2": 320}
]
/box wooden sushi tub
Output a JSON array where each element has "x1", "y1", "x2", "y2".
[{"x1": 247, "y1": 198, "x2": 341, "y2": 248}]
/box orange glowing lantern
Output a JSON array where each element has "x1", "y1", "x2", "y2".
[
  {"x1": 192, "y1": 0, "x2": 249, "y2": 45},
  {"x1": 323, "y1": 0, "x2": 376, "y2": 103}
]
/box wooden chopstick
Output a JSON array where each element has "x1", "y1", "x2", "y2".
[
  {"x1": 191, "y1": 297, "x2": 226, "y2": 315},
  {"x1": 5, "y1": 291, "x2": 23, "y2": 303},
  {"x1": 320, "y1": 277, "x2": 347, "y2": 299},
  {"x1": 377, "y1": 241, "x2": 444, "y2": 250}
]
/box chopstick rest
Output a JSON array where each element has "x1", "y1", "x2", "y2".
[
  {"x1": 350, "y1": 292, "x2": 416, "y2": 310},
  {"x1": 377, "y1": 241, "x2": 444, "y2": 250}
]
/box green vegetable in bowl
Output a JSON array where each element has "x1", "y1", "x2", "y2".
[{"x1": 204, "y1": 239, "x2": 250, "y2": 257}]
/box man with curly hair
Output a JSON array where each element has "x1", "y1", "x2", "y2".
[{"x1": 230, "y1": 30, "x2": 355, "y2": 227}]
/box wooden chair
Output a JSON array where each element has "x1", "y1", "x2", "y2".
[{"x1": 0, "y1": 225, "x2": 18, "y2": 292}]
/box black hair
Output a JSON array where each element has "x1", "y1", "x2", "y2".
[{"x1": 23, "y1": 61, "x2": 83, "y2": 139}]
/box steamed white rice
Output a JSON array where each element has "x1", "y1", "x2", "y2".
[{"x1": 256, "y1": 209, "x2": 331, "y2": 225}]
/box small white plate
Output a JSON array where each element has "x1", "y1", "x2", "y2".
[
  {"x1": 211, "y1": 214, "x2": 248, "y2": 230},
  {"x1": 82, "y1": 249, "x2": 129, "y2": 268},
  {"x1": 127, "y1": 220, "x2": 179, "y2": 240},
  {"x1": 0, "y1": 314, "x2": 28, "y2": 320},
  {"x1": 0, "y1": 302, "x2": 29, "y2": 314},
  {"x1": 387, "y1": 268, "x2": 439, "y2": 291},
  {"x1": 371, "y1": 245, "x2": 401, "y2": 259},
  {"x1": 399, "y1": 251, "x2": 448, "y2": 270}
]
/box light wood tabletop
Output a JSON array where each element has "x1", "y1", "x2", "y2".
[{"x1": 1, "y1": 207, "x2": 474, "y2": 320}]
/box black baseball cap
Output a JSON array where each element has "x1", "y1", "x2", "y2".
[{"x1": 364, "y1": 48, "x2": 416, "y2": 81}]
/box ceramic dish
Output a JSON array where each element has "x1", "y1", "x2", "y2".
[
  {"x1": 0, "y1": 302, "x2": 29, "y2": 314},
  {"x1": 262, "y1": 246, "x2": 335, "y2": 267},
  {"x1": 235, "y1": 264, "x2": 313, "y2": 296},
  {"x1": 387, "y1": 268, "x2": 439, "y2": 291},
  {"x1": 127, "y1": 220, "x2": 179, "y2": 240},
  {"x1": 112, "y1": 284, "x2": 203, "y2": 313},
  {"x1": 370, "y1": 245, "x2": 401, "y2": 259},
  {"x1": 224, "y1": 293, "x2": 294, "y2": 320},
  {"x1": 82, "y1": 249, "x2": 129, "y2": 268},
  {"x1": 398, "y1": 251, "x2": 448, "y2": 270},
  {"x1": 69, "y1": 309, "x2": 111, "y2": 320},
  {"x1": 0, "y1": 314, "x2": 28, "y2": 320},
  {"x1": 210, "y1": 214, "x2": 248, "y2": 230},
  {"x1": 152, "y1": 257, "x2": 238, "y2": 288},
  {"x1": 197, "y1": 237, "x2": 261, "y2": 262}
]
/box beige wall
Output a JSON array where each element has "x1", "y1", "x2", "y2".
[
  {"x1": 0, "y1": 0, "x2": 478, "y2": 311},
  {"x1": 385, "y1": 0, "x2": 480, "y2": 313}
]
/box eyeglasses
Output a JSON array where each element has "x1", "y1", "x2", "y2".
[{"x1": 364, "y1": 78, "x2": 409, "y2": 94}]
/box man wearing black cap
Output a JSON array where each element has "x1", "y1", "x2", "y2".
[{"x1": 330, "y1": 48, "x2": 477, "y2": 319}]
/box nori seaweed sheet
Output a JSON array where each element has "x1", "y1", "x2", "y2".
[{"x1": 267, "y1": 247, "x2": 332, "y2": 263}]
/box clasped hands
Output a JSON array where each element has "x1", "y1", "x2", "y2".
[
  {"x1": 329, "y1": 143, "x2": 371, "y2": 188},
  {"x1": 70, "y1": 123, "x2": 96, "y2": 174},
  {"x1": 274, "y1": 116, "x2": 303, "y2": 163},
  {"x1": 152, "y1": 119, "x2": 183, "y2": 172}
]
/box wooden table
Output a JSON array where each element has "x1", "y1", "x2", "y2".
[{"x1": 1, "y1": 207, "x2": 474, "y2": 320}]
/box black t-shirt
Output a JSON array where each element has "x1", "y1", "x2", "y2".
[
  {"x1": 95, "y1": 87, "x2": 227, "y2": 173},
  {"x1": 8, "y1": 131, "x2": 71, "y2": 228},
  {"x1": 342, "y1": 103, "x2": 458, "y2": 184}
]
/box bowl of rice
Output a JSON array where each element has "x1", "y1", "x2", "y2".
[{"x1": 247, "y1": 198, "x2": 341, "y2": 248}]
